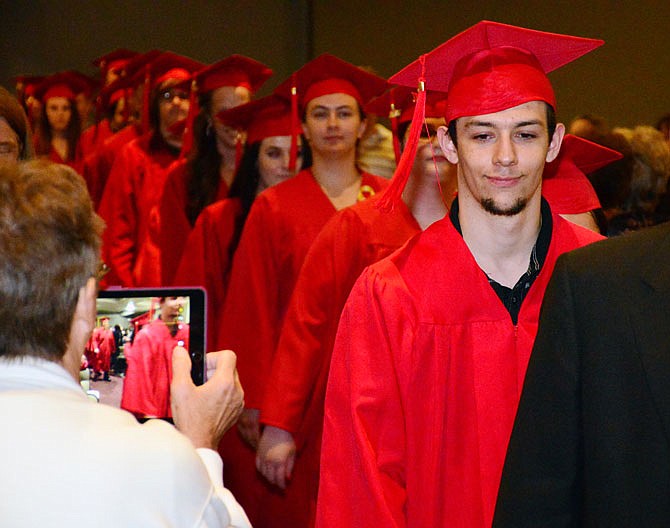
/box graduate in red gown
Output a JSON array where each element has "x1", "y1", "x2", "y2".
[
  {"x1": 173, "y1": 93, "x2": 306, "y2": 527},
  {"x1": 78, "y1": 49, "x2": 137, "y2": 162},
  {"x1": 316, "y1": 21, "x2": 606, "y2": 528},
  {"x1": 98, "y1": 52, "x2": 204, "y2": 287},
  {"x1": 216, "y1": 55, "x2": 389, "y2": 528},
  {"x1": 174, "y1": 94, "x2": 305, "y2": 343},
  {"x1": 156, "y1": 56, "x2": 273, "y2": 285},
  {"x1": 121, "y1": 297, "x2": 189, "y2": 419},
  {"x1": 255, "y1": 89, "x2": 457, "y2": 523},
  {"x1": 83, "y1": 50, "x2": 163, "y2": 213},
  {"x1": 33, "y1": 72, "x2": 85, "y2": 170},
  {"x1": 90, "y1": 317, "x2": 116, "y2": 382}
]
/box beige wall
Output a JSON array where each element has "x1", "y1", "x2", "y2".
[{"x1": 2, "y1": 0, "x2": 668, "y2": 128}]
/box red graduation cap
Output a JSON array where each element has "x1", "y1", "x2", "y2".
[
  {"x1": 273, "y1": 53, "x2": 389, "y2": 171},
  {"x1": 365, "y1": 86, "x2": 448, "y2": 163},
  {"x1": 178, "y1": 55, "x2": 273, "y2": 158},
  {"x1": 62, "y1": 70, "x2": 100, "y2": 97},
  {"x1": 379, "y1": 20, "x2": 604, "y2": 211},
  {"x1": 126, "y1": 51, "x2": 204, "y2": 134},
  {"x1": 542, "y1": 134, "x2": 622, "y2": 214},
  {"x1": 13, "y1": 75, "x2": 45, "y2": 99},
  {"x1": 216, "y1": 94, "x2": 301, "y2": 145},
  {"x1": 35, "y1": 71, "x2": 94, "y2": 102},
  {"x1": 92, "y1": 48, "x2": 139, "y2": 76},
  {"x1": 191, "y1": 55, "x2": 273, "y2": 94}
]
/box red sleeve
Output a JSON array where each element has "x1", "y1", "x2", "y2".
[
  {"x1": 261, "y1": 209, "x2": 370, "y2": 435},
  {"x1": 99, "y1": 145, "x2": 139, "y2": 287},
  {"x1": 216, "y1": 195, "x2": 279, "y2": 408},
  {"x1": 316, "y1": 264, "x2": 413, "y2": 528},
  {"x1": 157, "y1": 163, "x2": 193, "y2": 286}
]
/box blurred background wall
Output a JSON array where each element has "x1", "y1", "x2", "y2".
[{"x1": 1, "y1": 0, "x2": 668, "y2": 128}]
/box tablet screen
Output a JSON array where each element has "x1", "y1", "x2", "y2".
[{"x1": 88, "y1": 287, "x2": 206, "y2": 421}]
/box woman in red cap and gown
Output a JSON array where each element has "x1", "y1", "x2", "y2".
[
  {"x1": 173, "y1": 94, "x2": 305, "y2": 526},
  {"x1": 155, "y1": 56, "x2": 273, "y2": 286},
  {"x1": 33, "y1": 72, "x2": 84, "y2": 170},
  {"x1": 98, "y1": 52, "x2": 204, "y2": 287},
  {"x1": 215, "y1": 54, "x2": 389, "y2": 528}
]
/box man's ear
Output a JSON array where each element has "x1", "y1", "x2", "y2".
[
  {"x1": 546, "y1": 122, "x2": 566, "y2": 163},
  {"x1": 438, "y1": 125, "x2": 459, "y2": 165},
  {"x1": 74, "y1": 277, "x2": 97, "y2": 330}
]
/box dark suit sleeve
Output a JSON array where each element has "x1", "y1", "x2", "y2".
[{"x1": 493, "y1": 253, "x2": 582, "y2": 527}]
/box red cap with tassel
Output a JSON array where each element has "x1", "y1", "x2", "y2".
[
  {"x1": 379, "y1": 20, "x2": 604, "y2": 211},
  {"x1": 273, "y1": 53, "x2": 389, "y2": 173}
]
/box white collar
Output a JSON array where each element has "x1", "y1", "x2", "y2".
[{"x1": 0, "y1": 356, "x2": 83, "y2": 394}]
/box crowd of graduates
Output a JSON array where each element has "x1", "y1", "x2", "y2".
[{"x1": 3, "y1": 27, "x2": 670, "y2": 527}]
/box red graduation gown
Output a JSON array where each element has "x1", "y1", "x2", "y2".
[
  {"x1": 89, "y1": 124, "x2": 140, "y2": 213},
  {"x1": 120, "y1": 319, "x2": 189, "y2": 418},
  {"x1": 91, "y1": 326, "x2": 115, "y2": 373},
  {"x1": 156, "y1": 160, "x2": 229, "y2": 286},
  {"x1": 316, "y1": 214, "x2": 603, "y2": 528},
  {"x1": 99, "y1": 133, "x2": 180, "y2": 287},
  {"x1": 173, "y1": 197, "x2": 242, "y2": 348},
  {"x1": 216, "y1": 168, "x2": 388, "y2": 528},
  {"x1": 77, "y1": 119, "x2": 113, "y2": 160},
  {"x1": 259, "y1": 196, "x2": 423, "y2": 517}
]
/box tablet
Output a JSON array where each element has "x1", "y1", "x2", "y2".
[{"x1": 90, "y1": 287, "x2": 206, "y2": 420}]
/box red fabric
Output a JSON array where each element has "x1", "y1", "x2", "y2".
[
  {"x1": 120, "y1": 319, "x2": 189, "y2": 418},
  {"x1": 91, "y1": 326, "x2": 115, "y2": 373},
  {"x1": 87, "y1": 124, "x2": 140, "y2": 214},
  {"x1": 98, "y1": 133, "x2": 181, "y2": 287},
  {"x1": 316, "y1": 214, "x2": 603, "y2": 528},
  {"x1": 216, "y1": 169, "x2": 388, "y2": 527},
  {"x1": 260, "y1": 196, "x2": 422, "y2": 520},
  {"x1": 77, "y1": 119, "x2": 113, "y2": 161},
  {"x1": 173, "y1": 198, "x2": 242, "y2": 348},
  {"x1": 155, "y1": 160, "x2": 229, "y2": 286}
]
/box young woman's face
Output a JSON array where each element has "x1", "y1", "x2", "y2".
[
  {"x1": 45, "y1": 96, "x2": 72, "y2": 133},
  {"x1": 302, "y1": 93, "x2": 366, "y2": 157},
  {"x1": 211, "y1": 85, "x2": 251, "y2": 149},
  {"x1": 257, "y1": 135, "x2": 302, "y2": 189}
]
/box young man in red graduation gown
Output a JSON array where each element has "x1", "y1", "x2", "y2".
[
  {"x1": 90, "y1": 317, "x2": 115, "y2": 382},
  {"x1": 316, "y1": 21, "x2": 606, "y2": 528},
  {"x1": 120, "y1": 297, "x2": 189, "y2": 419},
  {"x1": 254, "y1": 91, "x2": 457, "y2": 521}
]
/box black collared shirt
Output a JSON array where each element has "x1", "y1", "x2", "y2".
[{"x1": 449, "y1": 197, "x2": 552, "y2": 325}]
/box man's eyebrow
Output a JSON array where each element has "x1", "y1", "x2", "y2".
[{"x1": 464, "y1": 119, "x2": 544, "y2": 129}]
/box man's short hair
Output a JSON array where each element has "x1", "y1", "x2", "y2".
[
  {"x1": 447, "y1": 102, "x2": 557, "y2": 149},
  {"x1": 0, "y1": 160, "x2": 104, "y2": 360}
]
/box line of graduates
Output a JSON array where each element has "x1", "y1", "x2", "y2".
[{"x1": 10, "y1": 20, "x2": 642, "y2": 527}]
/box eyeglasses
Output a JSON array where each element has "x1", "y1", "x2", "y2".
[{"x1": 160, "y1": 88, "x2": 189, "y2": 102}]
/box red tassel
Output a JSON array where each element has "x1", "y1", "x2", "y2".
[
  {"x1": 377, "y1": 56, "x2": 427, "y2": 212},
  {"x1": 289, "y1": 74, "x2": 298, "y2": 173}
]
